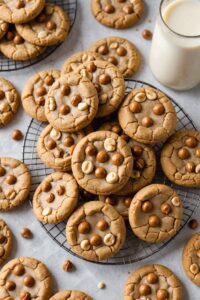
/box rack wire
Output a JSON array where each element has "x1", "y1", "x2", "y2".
[
  {"x1": 23, "y1": 79, "x2": 200, "y2": 265},
  {"x1": 0, "y1": 0, "x2": 77, "y2": 71}
]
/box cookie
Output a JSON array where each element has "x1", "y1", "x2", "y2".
[
  {"x1": 118, "y1": 87, "x2": 177, "y2": 144},
  {"x1": 72, "y1": 130, "x2": 133, "y2": 195},
  {"x1": 66, "y1": 201, "x2": 126, "y2": 261},
  {"x1": 0, "y1": 77, "x2": 19, "y2": 127},
  {"x1": 129, "y1": 184, "x2": 183, "y2": 243},
  {"x1": 22, "y1": 69, "x2": 61, "y2": 122},
  {"x1": 62, "y1": 51, "x2": 103, "y2": 75},
  {"x1": 16, "y1": 4, "x2": 70, "y2": 46},
  {"x1": 0, "y1": 0, "x2": 45, "y2": 24},
  {"x1": 0, "y1": 20, "x2": 8, "y2": 40},
  {"x1": 0, "y1": 256, "x2": 52, "y2": 299},
  {"x1": 78, "y1": 60, "x2": 125, "y2": 117},
  {"x1": 99, "y1": 194, "x2": 132, "y2": 219},
  {"x1": 0, "y1": 27, "x2": 45, "y2": 61},
  {"x1": 0, "y1": 157, "x2": 31, "y2": 211},
  {"x1": 49, "y1": 290, "x2": 93, "y2": 300},
  {"x1": 100, "y1": 121, "x2": 156, "y2": 195},
  {"x1": 91, "y1": 0, "x2": 144, "y2": 29},
  {"x1": 45, "y1": 73, "x2": 99, "y2": 132},
  {"x1": 0, "y1": 219, "x2": 12, "y2": 264},
  {"x1": 182, "y1": 232, "x2": 200, "y2": 286},
  {"x1": 124, "y1": 264, "x2": 182, "y2": 300},
  {"x1": 33, "y1": 172, "x2": 79, "y2": 224},
  {"x1": 89, "y1": 36, "x2": 141, "y2": 77},
  {"x1": 161, "y1": 130, "x2": 200, "y2": 187}
]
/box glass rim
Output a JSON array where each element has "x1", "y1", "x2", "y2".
[{"x1": 160, "y1": 0, "x2": 200, "y2": 38}]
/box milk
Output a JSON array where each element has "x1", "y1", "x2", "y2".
[{"x1": 149, "y1": 0, "x2": 200, "y2": 90}]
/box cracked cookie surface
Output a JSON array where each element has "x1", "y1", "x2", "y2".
[
  {"x1": 33, "y1": 172, "x2": 79, "y2": 224},
  {"x1": 161, "y1": 130, "x2": 200, "y2": 187},
  {"x1": 0, "y1": 219, "x2": 12, "y2": 264},
  {"x1": 0, "y1": 77, "x2": 19, "y2": 127},
  {"x1": 78, "y1": 59, "x2": 125, "y2": 117},
  {"x1": 0, "y1": 157, "x2": 31, "y2": 211},
  {"x1": 45, "y1": 73, "x2": 99, "y2": 132},
  {"x1": 89, "y1": 36, "x2": 141, "y2": 77},
  {"x1": 182, "y1": 232, "x2": 200, "y2": 286},
  {"x1": 37, "y1": 124, "x2": 85, "y2": 172},
  {"x1": 129, "y1": 184, "x2": 183, "y2": 243},
  {"x1": 66, "y1": 201, "x2": 126, "y2": 262},
  {"x1": 91, "y1": 0, "x2": 144, "y2": 29},
  {"x1": 49, "y1": 290, "x2": 93, "y2": 300},
  {"x1": 72, "y1": 130, "x2": 133, "y2": 195},
  {"x1": 124, "y1": 264, "x2": 182, "y2": 300},
  {"x1": 0, "y1": 256, "x2": 52, "y2": 300},
  {"x1": 22, "y1": 69, "x2": 60, "y2": 122},
  {"x1": 16, "y1": 3, "x2": 70, "y2": 46},
  {"x1": 100, "y1": 121, "x2": 156, "y2": 194},
  {"x1": 0, "y1": 0, "x2": 45, "y2": 24},
  {"x1": 118, "y1": 87, "x2": 177, "y2": 144}
]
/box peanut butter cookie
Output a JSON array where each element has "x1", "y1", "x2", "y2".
[
  {"x1": 0, "y1": 219, "x2": 12, "y2": 264},
  {"x1": 49, "y1": 290, "x2": 93, "y2": 300},
  {"x1": 118, "y1": 87, "x2": 177, "y2": 144},
  {"x1": 129, "y1": 184, "x2": 183, "y2": 243},
  {"x1": 66, "y1": 201, "x2": 126, "y2": 261},
  {"x1": 0, "y1": 20, "x2": 8, "y2": 40}
]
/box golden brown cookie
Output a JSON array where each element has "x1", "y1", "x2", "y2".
[
  {"x1": 0, "y1": 20, "x2": 8, "y2": 40},
  {"x1": 66, "y1": 201, "x2": 126, "y2": 262},
  {"x1": 49, "y1": 290, "x2": 93, "y2": 300},
  {"x1": 0, "y1": 219, "x2": 12, "y2": 264}
]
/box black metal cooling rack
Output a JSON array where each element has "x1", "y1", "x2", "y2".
[
  {"x1": 22, "y1": 79, "x2": 200, "y2": 265},
  {"x1": 0, "y1": 0, "x2": 77, "y2": 72}
]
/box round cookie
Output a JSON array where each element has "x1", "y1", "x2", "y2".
[
  {"x1": 161, "y1": 130, "x2": 200, "y2": 187},
  {"x1": 16, "y1": 4, "x2": 70, "y2": 46},
  {"x1": 124, "y1": 264, "x2": 182, "y2": 300},
  {"x1": 129, "y1": 184, "x2": 183, "y2": 243},
  {"x1": 89, "y1": 36, "x2": 141, "y2": 77},
  {"x1": 66, "y1": 201, "x2": 126, "y2": 262},
  {"x1": 0, "y1": 219, "x2": 12, "y2": 264},
  {"x1": 91, "y1": 0, "x2": 144, "y2": 29},
  {"x1": 0, "y1": 157, "x2": 31, "y2": 211},
  {"x1": 0, "y1": 0, "x2": 45, "y2": 24},
  {"x1": 62, "y1": 51, "x2": 103, "y2": 75},
  {"x1": 0, "y1": 77, "x2": 19, "y2": 127},
  {"x1": 99, "y1": 194, "x2": 133, "y2": 219},
  {"x1": 100, "y1": 121, "x2": 156, "y2": 195},
  {"x1": 33, "y1": 172, "x2": 79, "y2": 224},
  {"x1": 0, "y1": 20, "x2": 8, "y2": 40},
  {"x1": 118, "y1": 87, "x2": 177, "y2": 144},
  {"x1": 0, "y1": 27, "x2": 45, "y2": 61},
  {"x1": 37, "y1": 124, "x2": 85, "y2": 172},
  {"x1": 45, "y1": 73, "x2": 99, "y2": 132},
  {"x1": 78, "y1": 60, "x2": 125, "y2": 117},
  {"x1": 22, "y1": 69, "x2": 61, "y2": 122},
  {"x1": 49, "y1": 290, "x2": 93, "y2": 300},
  {"x1": 0, "y1": 256, "x2": 52, "y2": 299},
  {"x1": 71, "y1": 130, "x2": 133, "y2": 195},
  {"x1": 182, "y1": 232, "x2": 200, "y2": 286}
]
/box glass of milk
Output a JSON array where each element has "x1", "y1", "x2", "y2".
[{"x1": 149, "y1": 0, "x2": 200, "y2": 90}]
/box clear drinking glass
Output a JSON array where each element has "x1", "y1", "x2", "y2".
[{"x1": 149, "y1": 0, "x2": 200, "y2": 90}]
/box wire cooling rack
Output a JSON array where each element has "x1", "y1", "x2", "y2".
[
  {"x1": 0, "y1": 0, "x2": 77, "y2": 72},
  {"x1": 23, "y1": 79, "x2": 200, "y2": 265}
]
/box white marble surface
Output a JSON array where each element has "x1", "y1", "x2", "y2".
[{"x1": 0, "y1": 0, "x2": 200, "y2": 299}]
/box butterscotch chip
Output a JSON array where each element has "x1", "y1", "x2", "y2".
[
  {"x1": 188, "y1": 219, "x2": 198, "y2": 229},
  {"x1": 63, "y1": 260, "x2": 73, "y2": 272},
  {"x1": 66, "y1": 201, "x2": 126, "y2": 262},
  {"x1": 142, "y1": 29, "x2": 153, "y2": 40},
  {"x1": 91, "y1": 0, "x2": 144, "y2": 29},
  {"x1": 20, "y1": 227, "x2": 32, "y2": 239},
  {"x1": 129, "y1": 184, "x2": 183, "y2": 243},
  {"x1": 0, "y1": 20, "x2": 8, "y2": 40},
  {"x1": 49, "y1": 290, "x2": 92, "y2": 300},
  {"x1": 89, "y1": 36, "x2": 141, "y2": 77},
  {"x1": 124, "y1": 264, "x2": 182, "y2": 300},
  {"x1": 12, "y1": 129, "x2": 23, "y2": 141},
  {"x1": 0, "y1": 219, "x2": 12, "y2": 264}
]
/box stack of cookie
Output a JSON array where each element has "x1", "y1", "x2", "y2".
[{"x1": 0, "y1": 1, "x2": 70, "y2": 61}]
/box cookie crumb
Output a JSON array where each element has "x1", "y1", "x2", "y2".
[
  {"x1": 142, "y1": 29, "x2": 153, "y2": 40},
  {"x1": 188, "y1": 219, "x2": 198, "y2": 229},
  {"x1": 12, "y1": 129, "x2": 23, "y2": 141},
  {"x1": 97, "y1": 281, "x2": 106, "y2": 289},
  {"x1": 20, "y1": 227, "x2": 33, "y2": 239},
  {"x1": 63, "y1": 260, "x2": 73, "y2": 272}
]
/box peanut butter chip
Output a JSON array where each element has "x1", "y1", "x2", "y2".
[
  {"x1": 104, "y1": 138, "x2": 116, "y2": 152},
  {"x1": 103, "y1": 233, "x2": 115, "y2": 246},
  {"x1": 81, "y1": 161, "x2": 94, "y2": 174},
  {"x1": 195, "y1": 164, "x2": 200, "y2": 173},
  {"x1": 106, "y1": 172, "x2": 119, "y2": 183},
  {"x1": 135, "y1": 92, "x2": 146, "y2": 102},
  {"x1": 42, "y1": 207, "x2": 52, "y2": 216},
  {"x1": 80, "y1": 239, "x2": 91, "y2": 250},
  {"x1": 78, "y1": 102, "x2": 88, "y2": 111},
  {"x1": 50, "y1": 128, "x2": 61, "y2": 140},
  {"x1": 171, "y1": 197, "x2": 180, "y2": 207},
  {"x1": 49, "y1": 97, "x2": 56, "y2": 111},
  {"x1": 190, "y1": 263, "x2": 199, "y2": 275},
  {"x1": 38, "y1": 31, "x2": 47, "y2": 39},
  {"x1": 146, "y1": 90, "x2": 157, "y2": 100}
]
